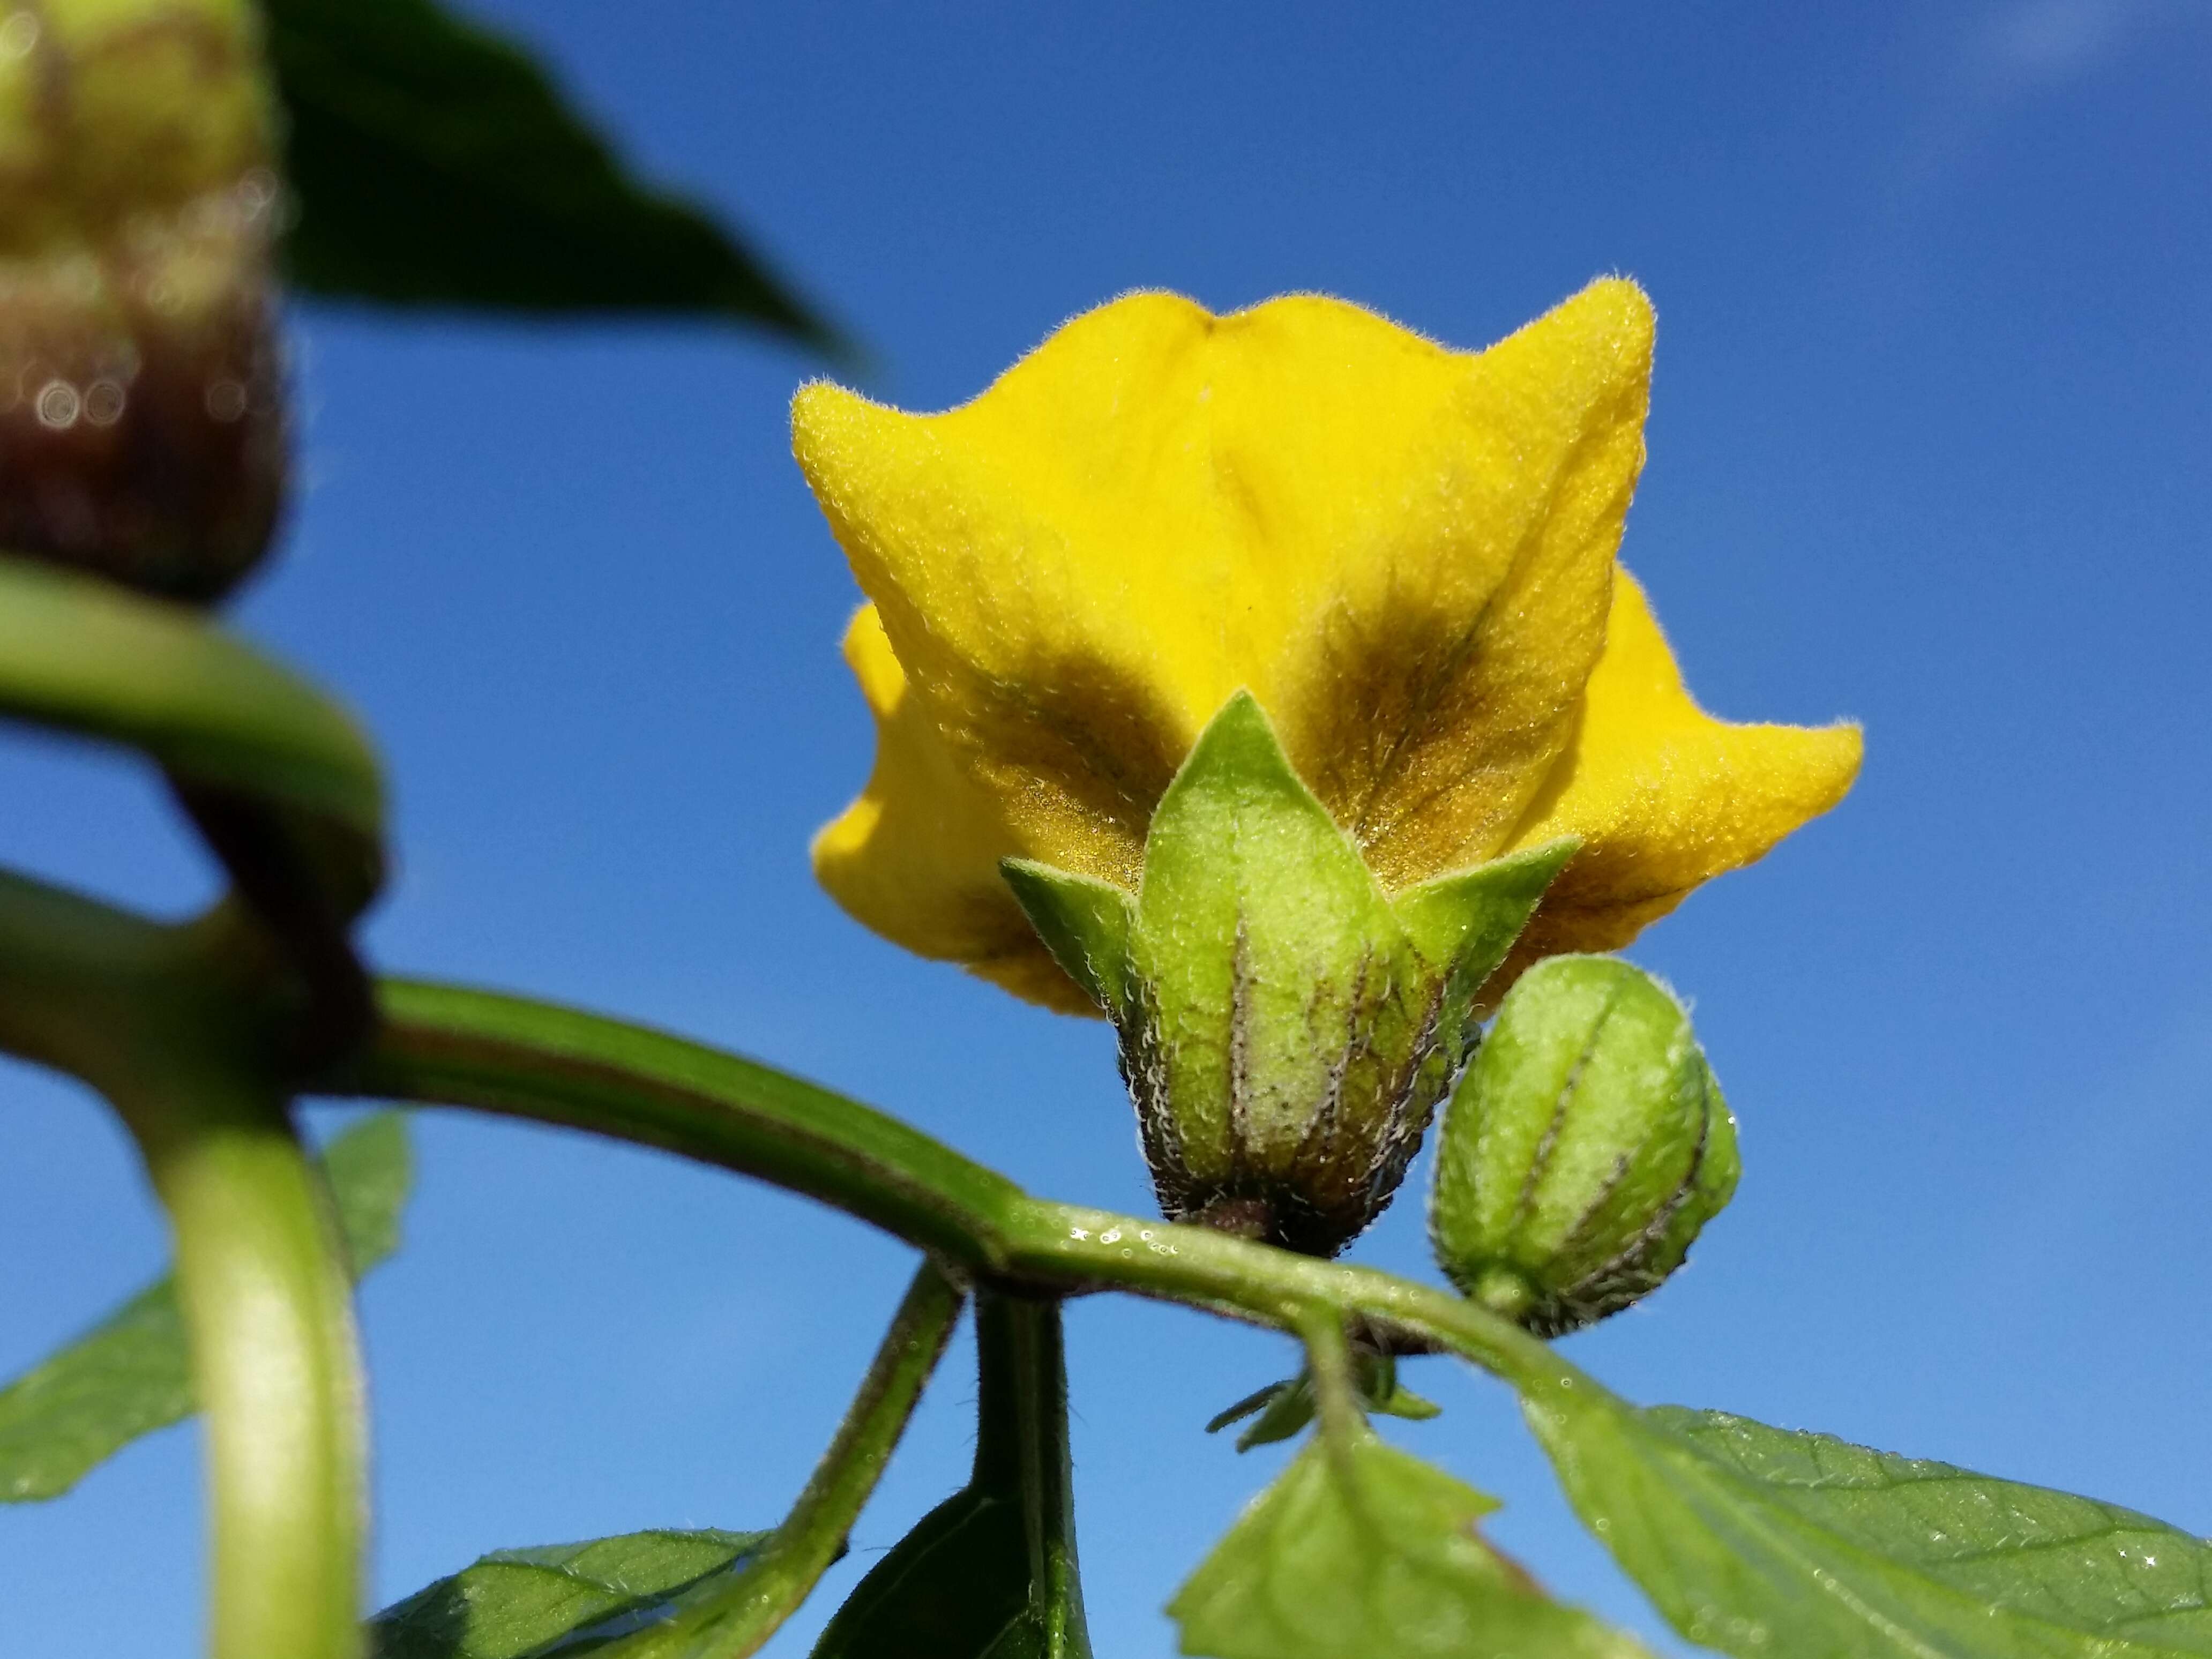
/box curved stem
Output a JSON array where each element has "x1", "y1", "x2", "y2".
[
  {"x1": 737, "y1": 1258, "x2": 966, "y2": 1647},
  {"x1": 339, "y1": 979, "x2": 1026, "y2": 1267},
  {"x1": 339, "y1": 978, "x2": 1577, "y2": 1403},
  {"x1": 0, "y1": 871, "x2": 368, "y2": 1658},
  {"x1": 110, "y1": 1064, "x2": 366, "y2": 1659},
  {"x1": 582, "y1": 1258, "x2": 965, "y2": 1658}
]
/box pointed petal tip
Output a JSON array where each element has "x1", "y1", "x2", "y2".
[
  {"x1": 1563, "y1": 274, "x2": 1655, "y2": 343},
  {"x1": 789, "y1": 377, "x2": 917, "y2": 484},
  {"x1": 1509, "y1": 275, "x2": 1656, "y2": 386}
]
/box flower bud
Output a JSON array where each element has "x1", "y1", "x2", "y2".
[
  {"x1": 0, "y1": 0, "x2": 286, "y2": 601},
  {"x1": 1004, "y1": 691, "x2": 1573, "y2": 1257},
  {"x1": 1429, "y1": 955, "x2": 1738, "y2": 1336}
]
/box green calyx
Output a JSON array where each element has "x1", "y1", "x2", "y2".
[
  {"x1": 1428, "y1": 954, "x2": 1740, "y2": 1337},
  {"x1": 1004, "y1": 690, "x2": 1573, "y2": 1257}
]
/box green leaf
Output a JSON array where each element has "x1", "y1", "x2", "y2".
[
  {"x1": 1523, "y1": 1383, "x2": 2212, "y2": 1659},
  {"x1": 1170, "y1": 1430, "x2": 1649, "y2": 1659},
  {"x1": 0, "y1": 1111, "x2": 412, "y2": 1501},
  {"x1": 322, "y1": 1109, "x2": 414, "y2": 1274},
  {"x1": 368, "y1": 1528, "x2": 768, "y2": 1659},
  {"x1": 812, "y1": 1485, "x2": 1037, "y2": 1659},
  {"x1": 262, "y1": 0, "x2": 842, "y2": 347}
]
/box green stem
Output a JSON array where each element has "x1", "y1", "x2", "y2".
[
  {"x1": 340, "y1": 978, "x2": 1575, "y2": 1403},
  {"x1": 973, "y1": 1288, "x2": 1092, "y2": 1657},
  {"x1": 110, "y1": 1066, "x2": 366, "y2": 1659},
  {"x1": 1297, "y1": 1306, "x2": 1362, "y2": 1444},
  {"x1": 0, "y1": 871, "x2": 367, "y2": 1659},
  {"x1": 344, "y1": 979, "x2": 1025, "y2": 1269},
  {"x1": 737, "y1": 1258, "x2": 967, "y2": 1648},
  {"x1": 581, "y1": 1258, "x2": 965, "y2": 1659}
]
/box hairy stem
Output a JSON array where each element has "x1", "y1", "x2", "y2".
[
  {"x1": 737, "y1": 1258, "x2": 967, "y2": 1648},
  {"x1": 340, "y1": 978, "x2": 1573, "y2": 1400},
  {"x1": 973, "y1": 1288, "x2": 1092, "y2": 1656},
  {"x1": 579, "y1": 1257, "x2": 965, "y2": 1658}
]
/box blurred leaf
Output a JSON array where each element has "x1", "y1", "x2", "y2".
[
  {"x1": 1525, "y1": 1391, "x2": 2212, "y2": 1658},
  {"x1": 0, "y1": 1111, "x2": 410, "y2": 1501},
  {"x1": 261, "y1": 0, "x2": 842, "y2": 348},
  {"x1": 368, "y1": 1528, "x2": 768, "y2": 1659},
  {"x1": 322, "y1": 1109, "x2": 413, "y2": 1273},
  {"x1": 1171, "y1": 1430, "x2": 1648, "y2": 1659}
]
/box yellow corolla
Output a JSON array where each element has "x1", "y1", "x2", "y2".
[{"x1": 795, "y1": 279, "x2": 1859, "y2": 1015}]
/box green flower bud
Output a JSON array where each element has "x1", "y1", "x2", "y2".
[
  {"x1": 1004, "y1": 691, "x2": 1573, "y2": 1258},
  {"x1": 0, "y1": 0, "x2": 285, "y2": 601},
  {"x1": 1429, "y1": 954, "x2": 1738, "y2": 1336}
]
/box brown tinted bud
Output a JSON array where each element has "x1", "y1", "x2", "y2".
[{"x1": 0, "y1": 0, "x2": 285, "y2": 601}]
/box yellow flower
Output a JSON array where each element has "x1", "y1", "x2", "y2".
[{"x1": 795, "y1": 280, "x2": 1859, "y2": 1015}]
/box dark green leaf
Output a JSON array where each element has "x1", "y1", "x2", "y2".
[
  {"x1": 1170, "y1": 1430, "x2": 1649, "y2": 1659},
  {"x1": 0, "y1": 1111, "x2": 411, "y2": 1500},
  {"x1": 262, "y1": 0, "x2": 841, "y2": 347},
  {"x1": 811, "y1": 1485, "x2": 1037, "y2": 1659},
  {"x1": 369, "y1": 1528, "x2": 767, "y2": 1659},
  {"x1": 1524, "y1": 1385, "x2": 2212, "y2": 1659},
  {"x1": 813, "y1": 1291, "x2": 1088, "y2": 1659}
]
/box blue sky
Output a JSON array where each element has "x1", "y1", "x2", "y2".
[{"x1": 4, "y1": 2, "x2": 2211, "y2": 1652}]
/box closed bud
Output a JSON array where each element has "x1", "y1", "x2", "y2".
[
  {"x1": 0, "y1": 0, "x2": 286, "y2": 601},
  {"x1": 1004, "y1": 691, "x2": 1573, "y2": 1258},
  {"x1": 1429, "y1": 954, "x2": 1738, "y2": 1336}
]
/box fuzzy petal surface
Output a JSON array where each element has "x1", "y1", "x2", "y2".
[
  {"x1": 811, "y1": 606, "x2": 1094, "y2": 1012},
  {"x1": 1488, "y1": 569, "x2": 1863, "y2": 991},
  {"x1": 798, "y1": 281, "x2": 1663, "y2": 1006}
]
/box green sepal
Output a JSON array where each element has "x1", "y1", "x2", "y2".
[
  {"x1": 998, "y1": 860, "x2": 1134, "y2": 1015},
  {"x1": 1206, "y1": 1351, "x2": 1440, "y2": 1453},
  {"x1": 1170, "y1": 1430, "x2": 1649, "y2": 1659},
  {"x1": 1392, "y1": 835, "x2": 1580, "y2": 1007},
  {"x1": 1121, "y1": 692, "x2": 1440, "y2": 1253},
  {"x1": 1000, "y1": 690, "x2": 1575, "y2": 1256}
]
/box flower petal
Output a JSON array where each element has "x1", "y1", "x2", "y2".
[
  {"x1": 811, "y1": 605, "x2": 1096, "y2": 1014},
  {"x1": 793, "y1": 279, "x2": 1655, "y2": 904},
  {"x1": 1272, "y1": 278, "x2": 1654, "y2": 888},
  {"x1": 1491, "y1": 568, "x2": 1863, "y2": 984}
]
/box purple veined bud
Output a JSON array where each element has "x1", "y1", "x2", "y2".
[
  {"x1": 1429, "y1": 954, "x2": 1741, "y2": 1337},
  {"x1": 0, "y1": 0, "x2": 286, "y2": 602}
]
